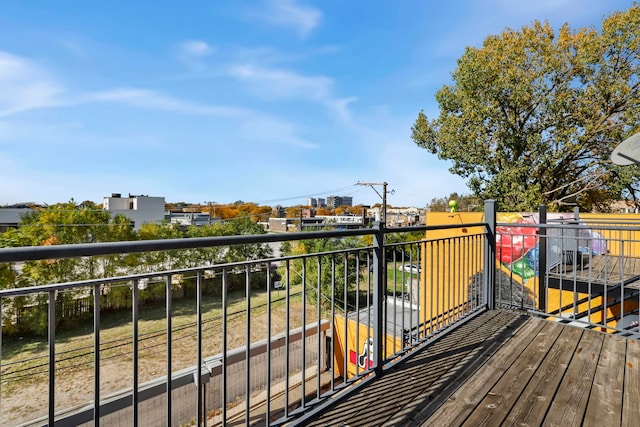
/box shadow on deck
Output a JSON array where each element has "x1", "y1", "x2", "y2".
[{"x1": 298, "y1": 310, "x2": 640, "y2": 427}]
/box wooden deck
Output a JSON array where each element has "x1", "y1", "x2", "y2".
[
  {"x1": 549, "y1": 253, "x2": 640, "y2": 289},
  {"x1": 300, "y1": 310, "x2": 640, "y2": 427}
]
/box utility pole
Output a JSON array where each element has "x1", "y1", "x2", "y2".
[
  {"x1": 356, "y1": 181, "x2": 389, "y2": 226},
  {"x1": 204, "y1": 201, "x2": 216, "y2": 224}
]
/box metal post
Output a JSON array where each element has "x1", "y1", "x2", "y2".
[
  {"x1": 222, "y1": 269, "x2": 228, "y2": 423},
  {"x1": 48, "y1": 291, "x2": 56, "y2": 425},
  {"x1": 266, "y1": 262, "x2": 272, "y2": 424},
  {"x1": 94, "y1": 284, "x2": 101, "y2": 425},
  {"x1": 538, "y1": 205, "x2": 548, "y2": 312},
  {"x1": 132, "y1": 281, "x2": 139, "y2": 426},
  {"x1": 166, "y1": 275, "x2": 172, "y2": 427},
  {"x1": 484, "y1": 200, "x2": 496, "y2": 310},
  {"x1": 196, "y1": 271, "x2": 203, "y2": 426},
  {"x1": 372, "y1": 221, "x2": 385, "y2": 374}
]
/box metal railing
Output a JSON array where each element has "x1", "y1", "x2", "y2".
[
  {"x1": 0, "y1": 210, "x2": 493, "y2": 426},
  {"x1": 495, "y1": 205, "x2": 640, "y2": 338}
]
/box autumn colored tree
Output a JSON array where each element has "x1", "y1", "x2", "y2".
[
  {"x1": 285, "y1": 205, "x2": 307, "y2": 218},
  {"x1": 412, "y1": 5, "x2": 640, "y2": 212}
]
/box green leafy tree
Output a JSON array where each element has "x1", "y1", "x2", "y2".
[
  {"x1": 2, "y1": 201, "x2": 138, "y2": 333},
  {"x1": 412, "y1": 5, "x2": 640, "y2": 212},
  {"x1": 428, "y1": 193, "x2": 481, "y2": 212},
  {"x1": 220, "y1": 214, "x2": 273, "y2": 263},
  {"x1": 280, "y1": 235, "x2": 367, "y2": 311}
]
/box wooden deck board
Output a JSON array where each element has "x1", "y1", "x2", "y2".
[
  {"x1": 460, "y1": 321, "x2": 565, "y2": 427},
  {"x1": 550, "y1": 254, "x2": 640, "y2": 287},
  {"x1": 296, "y1": 311, "x2": 640, "y2": 427},
  {"x1": 503, "y1": 325, "x2": 583, "y2": 426},
  {"x1": 302, "y1": 310, "x2": 526, "y2": 427},
  {"x1": 583, "y1": 334, "x2": 626, "y2": 426},
  {"x1": 395, "y1": 314, "x2": 546, "y2": 427},
  {"x1": 623, "y1": 339, "x2": 640, "y2": 427}
]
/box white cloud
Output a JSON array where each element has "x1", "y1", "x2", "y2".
[
  {"x1": 249, "y1": 0, "x2": 322, "y2": 38},
  {"x1": 0, "y1": 51, "x2": 64, "y2": 117},
  {"x1": 229, "y1": 64, "x2": 331, "y2": 99},
  {"x1": 179, "y1": 40, "x2": 215, "y2": 58},
  {"x1": 174, "y1": 40, "x2": 215, "y2": 71},
  {"x1": 228, "y1": 63, "x2": 356, "y2": 123},
  {"x1": 85, "y1": 88, "x2": 249, "y2": 117}
]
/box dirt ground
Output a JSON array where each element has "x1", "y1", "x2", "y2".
[{"x1": 0, "y1": 300, "x2": 319, "y2": 426}]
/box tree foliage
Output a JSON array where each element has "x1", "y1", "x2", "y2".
[
  {"x1": 280, "y1": 235, "x2": 367, "y2": 311},
  {"x1": 428, "y1": 193, "x2": 482, "y2": 212},
  {"x1": 412, "y1": 5, "x2": 640, "y2": 211},
  {"x1": 0, "y1": 203, "x2": 274, "y2": 335}
]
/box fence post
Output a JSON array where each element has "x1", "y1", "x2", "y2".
[
  {"x1": 372, "y1": 221, "x2": 385, "y2": 375},
  {"x1": 538, "y1": 205, "x2": 547, "y2": 312},
  {"x1": 484, "y1": 200, "x2": 496, "y2": 310}
]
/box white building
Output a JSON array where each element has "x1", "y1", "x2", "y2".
[{"x1": 103, "y1": 193, "x2": 165, "y2": 230}]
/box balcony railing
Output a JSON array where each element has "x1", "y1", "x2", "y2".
[
  {"x1": 3, "y1": 199, "x2": 639, "y2": 426},
  {"x1": 0, "y1": 202, "x2": 493, "y2": 426}
]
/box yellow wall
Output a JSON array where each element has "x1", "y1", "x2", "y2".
[
  {"x1": 333, "y1": 315, "x2": 402, "y2": 379},
  {"x1": 422, "y1": 212, "x2": 485, "y2": 326},
  {"x1": 422, "y1": 211, "x2": 639, "y2": 329},
  {"x1": 578, "y1": 213, "x2": 640, "y2": 258}
]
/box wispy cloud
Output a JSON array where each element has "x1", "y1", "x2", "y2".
[
  {"x1": 59, "y1": 40, "x2": 89, "y2": 59},
  {"x1": 230, "y1": 64, "x2": 331, "y2": 99},
  {"x1": 85, "y1": 88, "x2": 249, "y2": 117},
  {"x1": 228, "y1": 63, "x2": 356, "y2": 123},
  {"x1": 174, "y1": 39, "x2": 215, "y2": 71},
  {"x1": 247, "y1": 0, "x2": 322, "y2": 38},
  {"x1": 179, "y1": 40, "x2": 215, "y2": 58},
  {"x1": 0, "y1": 51, "x2": 65, "y2": 117}
]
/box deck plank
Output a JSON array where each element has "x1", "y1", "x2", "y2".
[
  {"x1": 623, "y1": 338, "x2": 640, "y2": 427},
  {"x1": 504, "y1": 324, "x2": 583, "y2": 426},
  {"x1": 460, "y1": 321, "x2": 564, "y2": 427},
  {"x1": 583, "y1": 334, "x2": 626, "y2": 426},
  {"x1": 294, "y1": 311, "x2": 640, "y2": 427},
  {"x1": 303, "y1": 311, "x2": 523, "y2": 427},
  {"x1": 405, "y1": 316, "x2": 546, "y2": 427},
  {"x1": 542, "y1": 328, "x2": 604, "y2": 426}
]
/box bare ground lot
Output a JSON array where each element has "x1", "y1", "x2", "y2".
[{"x1": 0, "y1": 285, "x2": 322, "y2": 425}]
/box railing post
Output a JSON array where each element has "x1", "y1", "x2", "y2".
[
  {"x1": 372, "y1": 221, "x2": 385, "y2": 374},
  {"x1": 484, "y1": 200, "x2": 496, "y2": 310},
  {"x1": 538, "y1": 205, "x2": 547, "y2": 312}
]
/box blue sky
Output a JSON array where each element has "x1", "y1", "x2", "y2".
[{"x1": 0, "y1": 0, "x2": 636, "y2": 207}]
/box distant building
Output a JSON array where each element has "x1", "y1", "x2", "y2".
[
  {"x1": 166, "y1": 212, "x2": 216, "y2": 227},
  {"x1": 103, "y1": 193, "x2": 165, "y2": 230},
  {"x1": 272, "y1": 205, "x2": 286, "y2": 218},
  {"x1": 0, "y1": 206, "x2": 33, "y2": 232},
  {"x1": 268, "y1": 217, "x2": 324, "y2": 232},
  {"x1": 326, "y1": 196, "x2": 353, "y2": 208},
  {"x1": 308, "y1": 198, "x2": 326, "y2": 208}
]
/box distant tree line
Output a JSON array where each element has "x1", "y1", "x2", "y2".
[{"x1": 0, "y1": 200, "x2": 273, "y2": 336}]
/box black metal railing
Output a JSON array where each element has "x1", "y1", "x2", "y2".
[{"x1": 0, "y1": 210, "x2": 493, "y2": 426}]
